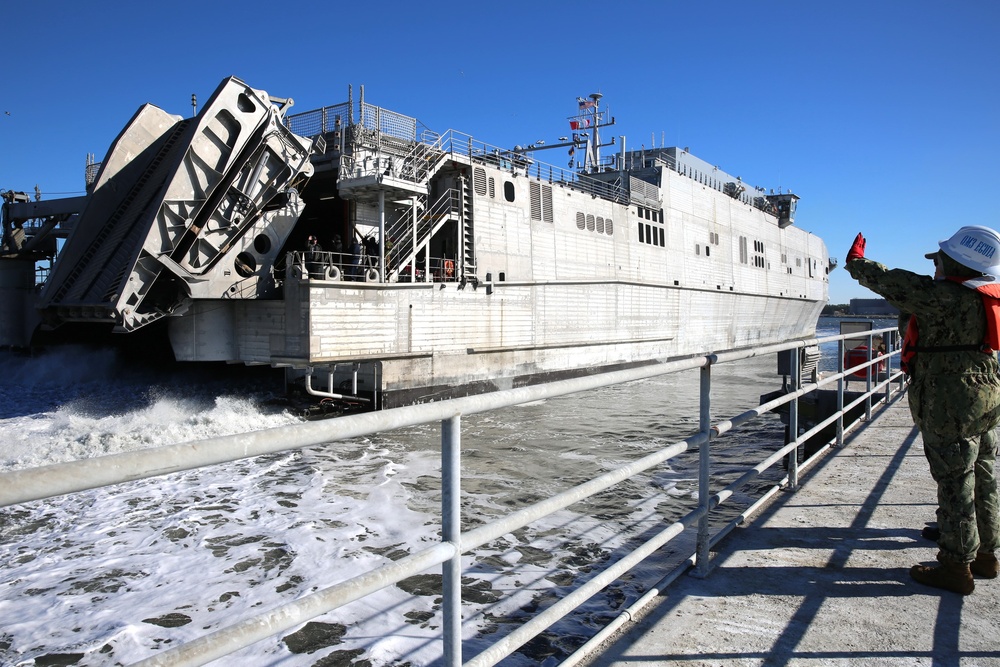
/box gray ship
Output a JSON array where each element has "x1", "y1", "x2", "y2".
[{"x1": 0, "y1": 77, "x2": 831, "y2": 409}]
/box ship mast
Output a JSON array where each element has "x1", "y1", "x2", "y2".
[
  {"x1": 512, "y1": 92, "x2": 615, "y2": 172},
  {"x1": 572, "y1": 92, "x2": 615, "y2": 172},
  {"x1": 588, "y1": 93, "x2": 602, "y2": 170}
]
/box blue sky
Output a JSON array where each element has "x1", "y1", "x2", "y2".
[{"x1": 2, "y1": 1, "x2": 997, "y2": 304}]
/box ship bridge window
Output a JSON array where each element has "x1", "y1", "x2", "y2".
[{"x1": 504, "y1": 181, "x2": 515, "y2": 202}]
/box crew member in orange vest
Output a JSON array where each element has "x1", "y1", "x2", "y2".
[{"x1": 845, "y1": 226, "x2": 1000, "y2": 594}]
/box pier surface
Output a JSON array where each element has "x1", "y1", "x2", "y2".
[{"x1": 589, "y1": 395, "x2": 1000, "y2": 666}]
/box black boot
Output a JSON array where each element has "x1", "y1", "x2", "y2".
[
  {"x1": 971, "y1": 552, "x2": 999, "y2": 579},
  {"x1": 910, "y1": 561, "x2": 974, "y2": 595}
]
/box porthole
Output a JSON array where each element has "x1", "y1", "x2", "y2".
[
  {"x1": 253, "y1": 234, "x2": 271, "y2": 254},
  {"x1": 235, "y1": 252, "x2": 257, "y2": 278}
]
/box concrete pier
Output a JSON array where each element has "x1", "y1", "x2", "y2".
[{"x1": 588, "y1": 395, "x2": 1000, "y2": 666}]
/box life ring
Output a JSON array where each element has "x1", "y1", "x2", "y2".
[
  {"x1": 325, "y1": 265, "x2": 342, "y2": 281},
  {"x1": 365, "y1": 268, "x2": 380, "y2": 283},
  {"x1": 444, "y1": 260, "x2": 455, "y2": 278}
]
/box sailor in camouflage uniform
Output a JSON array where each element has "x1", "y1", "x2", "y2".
[{"x1": 845, "y1": 227, "x2": 1000, "y2": 595}]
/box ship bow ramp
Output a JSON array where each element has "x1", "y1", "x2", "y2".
[{"x1": 38, "y1": 76, "x2": 316, "y2": 333}]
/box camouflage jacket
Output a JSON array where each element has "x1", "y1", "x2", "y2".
[{"x1": 846, "y1": 257, "x2": 1000, "y2": 438}]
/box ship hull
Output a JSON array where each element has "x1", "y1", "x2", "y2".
[{"x1": 170, "y1": 279, "x2": 823, "y2": 408}]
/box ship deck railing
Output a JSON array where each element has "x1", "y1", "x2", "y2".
[
  {"x1": 0, "y1": 327, "x2": 904, "y2": 667},
  {"x1": 286, "y1": 100, "x2": 786, "y2": 217},
  {"x1": 282, "y1": 249, "x2": 460, "y2": 284}
]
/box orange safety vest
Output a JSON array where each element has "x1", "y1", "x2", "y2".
[{"x1": 900, "y1": 276, "x2": 1000, "y2": 374}]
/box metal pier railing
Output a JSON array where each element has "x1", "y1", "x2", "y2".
[{"x1": 0, "y1": 327, "x2": 903, "y2": 667}]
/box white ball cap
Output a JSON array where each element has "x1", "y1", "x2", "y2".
[{"x1": 939, "y1": 225, "x2": 1000, "y2": 275}]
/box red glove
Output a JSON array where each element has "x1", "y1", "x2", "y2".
[{"x1": 846, "y1": 233, "x2": 866, "y2": 262}]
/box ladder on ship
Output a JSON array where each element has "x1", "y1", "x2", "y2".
[{"x1": 458, "y1": 174, "x2": 476, "y2": 279}]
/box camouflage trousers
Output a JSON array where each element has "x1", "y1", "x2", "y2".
[{"x1": 922, "y1": 428, "x2": 1000, "y2": 563}]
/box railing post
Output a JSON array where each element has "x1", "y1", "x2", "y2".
[
  {"x1": 442, "y1": 416, "x2": 462, "y2": 666},
  {"x1": 864, "y1": 332, "x2": 873, "y2": 420},
  {"x1": 885, "y1": 330, "x2": 893, "y2": 403},
  {"x1": 836, "y1": 339, "x2": 845, "y2": 447},
  {"x1": 787, "y1": 347, "x2": 800, "y2": 489},
  {"x1": 695, "y1": 357, "x2": 713, "y2": 577}
]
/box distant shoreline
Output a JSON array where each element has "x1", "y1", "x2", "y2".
[{"x1": 821, "y1": 313, "x2": 897, "y2": 320}]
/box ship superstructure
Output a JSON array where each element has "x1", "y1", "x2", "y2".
[{"x1": 1, "y1": 77, "x2": 831, "y2": 408}]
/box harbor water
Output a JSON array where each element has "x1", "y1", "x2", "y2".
[{"x1": 0, "y1": 317, "x2": 893, "y2": 666}]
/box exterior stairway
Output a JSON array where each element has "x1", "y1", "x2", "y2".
[
  {"x1": 334, "y1": 110, "x2": 473, "y2": 283},
  {"x1": 383, "y1": 189, "x2": 461, "y2": 281}
]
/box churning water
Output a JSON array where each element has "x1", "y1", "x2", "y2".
[{"x1": 0, "y1": 318, "x2": 889, "y2": 666}]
